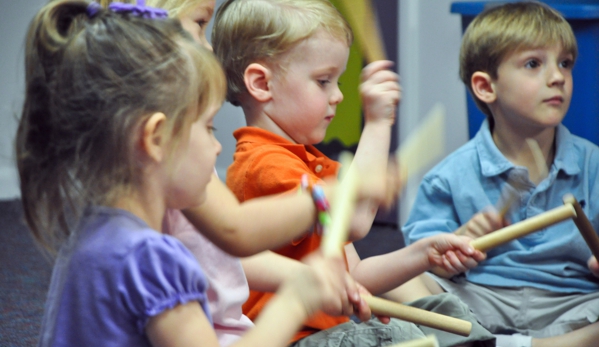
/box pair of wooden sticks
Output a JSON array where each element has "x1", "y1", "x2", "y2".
[{"x1": 322, "y1": 0, "x2": 599, "y2": 342}]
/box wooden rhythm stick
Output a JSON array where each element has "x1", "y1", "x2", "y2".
[
  {"x1": 471, "y1": 204, "x2": 577, "y2": 252},
  {"x1": 318, "y1": 152, "x2": 472, "y2": 335},
  {"x1": 395, "y1": 103, "x2": 446, "y2": 183},
  {"x1": 525, "y1": 138, "x2": 549, "y2": 180},
  {"x1": 337, "y1": 0, "x2": 386, "y2": 62},
  {"x1": 496, "y1": 138, "x2": 547, "y2": 218},
  {"x1": 321, "y1": 151, "x2": 359, "y2": 257},
  {"x1": 562, "y1": 194, "x2": 599, "y2": 260},
  {"x1": 363, "y1": 296, "x2": 472, "y2": 337},
  {"x1": 389, "y1": 335, "x2": 439, "y2": 347}
]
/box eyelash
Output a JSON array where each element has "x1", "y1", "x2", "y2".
[
  {"x1": 525, "y1": 60, "x2": 540, "y2": 68},
  {"x1": 196, "y1": 20, "x2": 208, "y2": 28},
  {"x1": 559, "y1": 59, "x2": 574, "y2": 69}
]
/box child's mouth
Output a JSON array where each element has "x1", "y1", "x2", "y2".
[{"x1": 544, "y1": 96, "x2": 563, "y2": 105}]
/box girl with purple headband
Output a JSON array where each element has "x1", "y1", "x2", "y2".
[{"x1": 18, "y1": 1, "x2": 364, "y2": 346}]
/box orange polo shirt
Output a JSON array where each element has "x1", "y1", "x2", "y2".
[{"x1": 226, "y1": 127, "x2": 349, "y2": 342}]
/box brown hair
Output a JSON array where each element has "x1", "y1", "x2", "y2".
[
  {"x1": 16, "y1": 0, "x2": 225, "y2": 253},
  {"x1": 212, "y1": 0, "x2": 353, "y2": 106},
  {"x1": 459, "y1": 1, "x2": 577, "y2": 121}
]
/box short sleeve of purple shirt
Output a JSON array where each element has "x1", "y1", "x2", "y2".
[{"x1": 38, "y1": 207, "x2": 211, "y2": 347}]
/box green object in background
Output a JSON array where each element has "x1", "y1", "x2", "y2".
[{"x1": 322, "y1": 0, "x2": 363, "y2": 147}]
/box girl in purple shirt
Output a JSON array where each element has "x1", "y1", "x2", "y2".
[{"x1": 17, "y1": 1, "x2": 358, "y2": 346}]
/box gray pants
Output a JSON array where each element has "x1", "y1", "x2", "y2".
[
  {"x1": 289, "y1": 293, "x2": 495, "y2": 347},
  {"x1": 429, "y1": 273, "x2": 599, "y2": 338}
]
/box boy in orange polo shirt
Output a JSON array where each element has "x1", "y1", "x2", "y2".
[{"x1": 214, "y1": 0, "x2": 494, "y2": 346}]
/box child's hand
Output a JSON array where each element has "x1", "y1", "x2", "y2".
[
  {"x1": 292, "y1": 251, "x2": 357, "y2": 318},
  {"x1": 354, "y1": 158, "x2": 404, "y2": 210},
  {"x1": 360, "y1": 60, "x2": 401, "y2": 125},
  {"x1": 421, "y1": 233, "x2": 487, "y2": 276},
  {"x1": 588, "y1": 256, "x2": 599, "y2": 278},
  {"x1": 455, "y1": 209, "x2": 508, "y2": 239},
  {"x1": 353, "y1": 283, "x2": 391, "y2": 324}
]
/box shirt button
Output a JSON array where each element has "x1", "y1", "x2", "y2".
[{"x1": 315, "y1": 164, "x2": 323, "y2": 173}]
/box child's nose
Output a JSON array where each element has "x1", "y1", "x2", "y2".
[
  {"x1": 548, "y1": 64, "x2": 566, "y2": 85},
  {"x1": 215, "y1": 138, "x2": 222, "y2": 156},
  {"x1": 330, "y1": 86, "x2": 344, "y2": 105}
]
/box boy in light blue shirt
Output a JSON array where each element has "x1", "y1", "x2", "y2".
[{"x1": 402, "y1": 2, "x2": 599, "y2": 347}]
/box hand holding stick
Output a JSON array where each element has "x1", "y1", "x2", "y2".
[
  {"x1": 562, "y1": 194, "x2": 599, "y2": 260},
  {"x1": 470, "y1": 204, "x2": 576, "y2": 252},
  {"x1": 319, "y1": 151, "x2": 472, "y2": 337}
]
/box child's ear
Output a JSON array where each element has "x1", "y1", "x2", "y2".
[
  {"x1": 471, "y1": 71, "x2": 497, "y2": 104},
  {"x1": 141, "y1": 112, "x2": 168, "y2": 162},
  {"x1": 244, "y1": 63, "x2": 272, "y2": 102}
]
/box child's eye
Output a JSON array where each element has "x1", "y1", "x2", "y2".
[
  {"x1": 208, "y1": 126, "x2": 217, "y2": 133},
  {"x1": 559, "y1": 59, "x2": 574, "y2": 69},
  {"x1": 524, "y1": 60, "x2": 540, "y2": 69},
  {"x1": 196, "y1": 20, "x2": 208, "y2": 28},
  {"x1": 318, "y1": 80, "x2": 330, "y2": 87}
]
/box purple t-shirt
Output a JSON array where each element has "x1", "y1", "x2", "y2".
[{"x1": 38, "y1": 206, "x2": 210, "y2": 347}]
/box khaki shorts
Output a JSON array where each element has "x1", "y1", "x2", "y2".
[
  {"x1": 428, "y1": 273, "x2": 599, "y2": 338},
  {"x1": 289, "y1": 292, "x2": 495, "y2": 347}
]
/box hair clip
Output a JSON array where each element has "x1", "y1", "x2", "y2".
[
  {"x1": 86, "y1": 1, "x2": 103, "y2": 18},
  {"x1": 85, "y1": 0, "x2": 167, "y2": 19}
]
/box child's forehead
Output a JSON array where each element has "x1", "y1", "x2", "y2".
[
  {"x1": 505, "y1": 42, "x2": 574, "y2": 59},
  {"x1": 273, "y1": 32, "x2": 349, "y2": 72}
]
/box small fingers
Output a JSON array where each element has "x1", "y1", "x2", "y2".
[{"x1": 360, "y1": 60, "x2": 395, "y2": 82}]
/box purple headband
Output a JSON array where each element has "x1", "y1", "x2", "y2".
[{"x1": 87, "y1": 0, "x2": 168, "y2": 19}]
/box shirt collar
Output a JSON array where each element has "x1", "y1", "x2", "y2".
[
  {"x1": 475, "y1": 120, "x2": 514, "y2": 177},
  {"x1": 233, "y1": 126, "x2": 337, "y2": 176},
  {"x1": 475, "y1": 120, "x2": 580, "y2": 178}
]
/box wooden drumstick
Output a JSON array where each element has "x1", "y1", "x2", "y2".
[
  {"x1": 471, "y1": 204, "x2": 577, "y2": 252},
  {"x1": 363, "y1": 296, "x2": 472, "y2": 337},
  {"x1": 525, "y1": 138, "x2": 549, "y2": 180},
  {"x1": 389, "y1": 335, "x2": 439, "y2": 347},
  {"x1": 563, "y1": 194, "x2": 599, "y2": 260},
  {"x1": 321, "y1": 151, "x2": 359, "y2": 257},
  {"x1": 337, "y1": 0, "x2": 386, "y2": 62},
  {"x1": 496, "y1": 138, "x2": 547, "y2": 218},
  {"x1": 396, "y1": 103, "x2": 446, "y2": 183}
]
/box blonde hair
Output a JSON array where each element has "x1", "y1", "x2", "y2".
[
  {"x1": 145, "y1": 0, "x2": 210, "y2": 17},
  {"x1": 460, "y1": 1, "x2": 577, "y2": 120},
  {"x1": 17, "y1": 0, "x2": 225, "y2": 253},
  {"x1": 99, "y1": 0, "x2": 211, "y2": 17},
  {"x1": 212, "y1": 0, "x2": 353, "y2": 106}
]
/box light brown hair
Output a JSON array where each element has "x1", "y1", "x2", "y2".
[
  {"x1": 17, "y1": 0, "x2": 225, "y2": 253},
  {"x1": 460, "y1": 1, "x2": 577, "y2": 121},
  {"x1": 212, "y1": 0, "x2": 353, "y2": 106}
]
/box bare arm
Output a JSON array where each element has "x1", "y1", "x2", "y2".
[
  {"x1": 182, "y1": 176, "x2": 322, "y2": 257},
  {"x1": 147, "y1": 252, "x2": 356, "y2": 347},
  {"x1": 347, "y1": 61, "x2": 400, "y2": 241},
  {"x1": 346, "y1": 234, "x2": 485, "y2": 295},
  {"x1": 241, "y1": 251, "x2": 305, "y2": 292}
]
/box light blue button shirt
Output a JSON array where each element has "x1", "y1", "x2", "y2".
[{"x1": 403, "y1": 120, "x2": 599, "y2": 293}]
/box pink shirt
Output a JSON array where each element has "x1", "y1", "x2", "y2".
[{"x1": 163, "y1": 209, "x2": 254, "y2": 346}]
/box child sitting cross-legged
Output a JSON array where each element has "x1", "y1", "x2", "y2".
[
  {"x1": 403, "y1": 2, "x2": 599, "y2": 347},
  {"x1": 213, "y1": 1, "x2": 495, "y2": 346}
]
